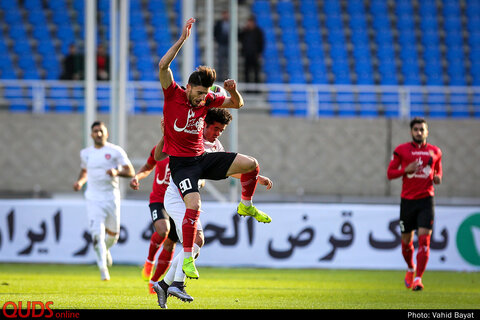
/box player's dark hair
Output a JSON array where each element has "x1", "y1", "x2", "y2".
[
  {"x1": 188, "y1": 66, "x2": 216, "y2": 88},
  {"x1": 205, "y1": 108, "x2": 232, "y2": 126},
  {"x1": 409, "y1": 117, "x2": 427, "y2": 129},
  {"x1": 91, "y1": 120, "x2": 106, "y2": 130}
]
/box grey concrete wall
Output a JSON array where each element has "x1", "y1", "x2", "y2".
[{"x1": 0, "y1": 112, "x2": 478, "y2": 201}]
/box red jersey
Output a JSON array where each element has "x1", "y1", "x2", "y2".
[
  {"x1": 387, "y1": 142, "x2": 442, "y2": 200},
  {"x1": 162, "y1": 81, "x2": 226, "y2": 157},
  {"x1": 147, "y1": 146, "x2": 170, "y2": 203}
]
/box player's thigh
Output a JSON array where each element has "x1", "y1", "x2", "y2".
[
  {"x1": 225, "y1": 153, "x2": 258, "y2": 176},
  {"x1": 86, "y1": 200, "x2": 107, "y2": 235},
  {"x1": 104, "y1": 198, "x2": 120, "y2": 234},
  {"x1": 417, "y1": 197, "x2": 435, "y2": 231},
  {"x1": 399, "y1": 198, "x2": 417, "y2": 234},
  {"x1": 149, "y1": 202, "x2": 170, "y2": 236},
  {"x1": 164, "y1": 195, "x2": 187, "y2": 243}
]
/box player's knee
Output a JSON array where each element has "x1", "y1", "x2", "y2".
[
  {"x1": 154, "y1": 220, "x2": 170, "y2": 237},
  {"x1": 184, "y1": 193, "x2": 201, "y2": 211}
]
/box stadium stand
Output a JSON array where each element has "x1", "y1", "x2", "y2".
[{"x1": 0, "y1": 0, "x2": 478, "y2": 118}]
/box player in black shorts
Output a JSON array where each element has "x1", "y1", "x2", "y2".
[{"x1": 399, "y1": 196, "x2": 435, "y2": 235}]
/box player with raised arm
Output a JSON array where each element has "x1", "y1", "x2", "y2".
[
  {"x1": 158, "y1": 18, "x2": 272, "y2": 280},
  {"x1": 73, "y1": 121, "x2": 135, "y2": 281},
  {"x1": 387, "y1": 117, "x2": 443, "y2": 291},
  {"x1": 153, "y1": 107, "x2": 273, "y2": 308}
]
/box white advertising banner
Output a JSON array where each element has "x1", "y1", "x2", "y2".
[{"x1": 0, "y1": 200, "x2": 479, "y2": 271}]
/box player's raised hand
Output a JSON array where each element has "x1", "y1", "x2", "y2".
[
  {"x1": 223, "y1": 79, "x2": 237, "y2": 92},
  {"x1": 181, "y1": 18, "x2": 195, "y2": 40}
]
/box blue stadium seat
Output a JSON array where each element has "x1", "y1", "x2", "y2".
[
  {"x1": 317, "y1": 92, "x2": 335, "y2": 117},
  {"x1": 268, "y1": 90, "x2": 290, "y2": 116},
  {"x1": 381, "y1": 92, "x2": 400, "y2": 117},
  {"x1": 449, "y1": 92, "x2": 470, "y2": 117},
  {"x1": 426, "y1": 92, "x2": 447, "y2": 117},
  {"x1": 357, "y1": 92, "x2": 379, "y2": 117},
  {"x1": 336, "y1": 92, "x2": 357, "y2": 117}
]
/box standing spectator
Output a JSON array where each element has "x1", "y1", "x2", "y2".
[
  {"x1": 96, "y1": 45, "x2": 110, "y2": 80},
  {"x1": 214, "y1": 10, "x2": 230, "y2": 81},
  {"x1": 60, "y1": 44, "x2": 83, "y2": 80},
  {"x1": 239, "y1": 16, "x2": 265, "y2": 83}
]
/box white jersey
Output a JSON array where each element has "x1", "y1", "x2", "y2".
[
  {"x1": 80, "y1": 142, "x2": 132, "y2": 201},
  {"x1": 164, "y1": 137, "x2": 224, "y2": 242}
]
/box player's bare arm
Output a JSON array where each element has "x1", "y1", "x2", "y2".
[
  {"x1": 154, "y1": 137, "x2": 168, "y2": 161},
  {"x1": 158, "y1": 18, "x2": 195, "y2": 89},
  {"x1": 220, "y1": 79, "x2": 244, "y2": 109},
  {"x1": 130, "y1": 162, "x2": 155, "y2": 190},
  {"x1": 73, "y1": 168, "x2": 87, "y2": 191},
  {"x1": 107, "y1": 164, "x2": 135, "y2": 178},
  {"x1": 229, "y1": 173, "x2": 272, "y2": 190}
]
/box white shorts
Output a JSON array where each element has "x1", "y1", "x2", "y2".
[
  {"x1": 164, "y1": 183, "x2": 202, "y2": 244},
  {"x1": 86, "y1": 198, "x2": 121, "y2": 236}
]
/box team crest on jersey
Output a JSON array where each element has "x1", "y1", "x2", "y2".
[
  {"x1": 174, "y1": 108, "x2": 204, "y2": 134},
  {"x1": 105, "y1": 154, "x2": 111, "y2": 160}
]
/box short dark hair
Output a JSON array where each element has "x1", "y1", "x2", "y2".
[
  {"x1": 409, "y1": 117, "x2": 427, "y2": 129},
  {"x1": 205, "y1": 108, "x2": 232, "y2": 126},
  {"x1": 188, "y1": 66, "x2": 216, "y2": 88},
  {"x1": 91, "y1": 121, "x2": 106, "y2": 130}
]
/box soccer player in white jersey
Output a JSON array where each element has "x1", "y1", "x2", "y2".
[
  {"x1": 153, "y1": 108, "x2": 273, "y2": 308},
  {"x1": 73, "y1": 121, "x2": 135, "y2": 281}
]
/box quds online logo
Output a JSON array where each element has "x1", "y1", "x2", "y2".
[{"x1": 456, "y1": 213, "x2": 480, "y2": 266}]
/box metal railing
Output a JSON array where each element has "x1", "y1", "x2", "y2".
[{"x1": 1, "y1": 80, "x2": 479, "y2": 119}]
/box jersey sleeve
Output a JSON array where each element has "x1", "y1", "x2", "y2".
[
  {"x1": 205, "y1": 92, "x2": 226, "y2": 108},
  {"x1": 387, "y1": 146, "x2": 404, "y2": 180},
  {"x1": 147, "y1": 146, "x2": 157, "y2": 166},
  {"x1": 434, "y1": 148, "x2": 443, "y2": 178},
  {"x1": 162, "y1": 80, "x2": 178, "y2": 100},
  {"x1": 80, "y1": 149, "x2": 87, "y2": 169},
  {"x1": 115, "y1": 146, "x2": 132, "y2": 167}
]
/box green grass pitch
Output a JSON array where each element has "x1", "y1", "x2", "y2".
[{"x1": 0, "y1": 263, "x2": 479, "y2": 310}]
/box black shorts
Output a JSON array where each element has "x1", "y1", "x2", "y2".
[
  {"x1": 169, "y1": 152, "x2": 237, "y2": 197},
  {"x1": 399, "y1": 196, "x2": 435, "y2": 233},
  {"x1": 149, "y1": 202, "x2": 179, "y2": 242}
]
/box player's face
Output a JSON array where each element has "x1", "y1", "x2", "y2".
[
  {"x1": 187, "y1": 84, "x2": 209, "y2": 108},
  {"x1": 203, "y1": 121, "x2": 227, "y2": 142},
  {"x1": 411, "y1": 123, "x2": 428, "y2": 144},
  {"x1": 91, "y1": 124, "x2": 108, "y2": 146}
]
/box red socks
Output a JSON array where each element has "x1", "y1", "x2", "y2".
[
  {"x1": 182, "y1": 208, "x2": 201, "y2": 253},
  {"x1": 151, "y1": 249, "x2": 174, "y2": 282},
  {"x1": 416, "y1": 234, "x2": 431, "y2": 278},
  {"x1": 148, "y1": 232, "x2": 164, "y2": 261},
  {"x1": 401, "y1": 240, "x2": 415, "y2": 269},
  {"x1": 240, "y1": 166, "x2": 259, "y2": 200},
  {"x1": 402, "y1": 235, "x2": 431, "y2": 277}
]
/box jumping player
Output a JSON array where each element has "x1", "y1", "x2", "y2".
[
  {"x1": 387, "y1": 117, "x2": 443, "y2": 291},
  {"x1": 158, "y1": 17, "x2": 272, "y2": 280},
  {"x1": 153, "y1": 108, "x2": 273, "y2": 308}
]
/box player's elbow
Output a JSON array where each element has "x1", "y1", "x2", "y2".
[{"x1": 158, "y1": 59, "x2": 170, "y2": 71}]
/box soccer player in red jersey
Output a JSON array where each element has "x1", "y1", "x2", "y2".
[
  {"x1": 157, "y1": 18, "x2": 271, "y2": 280},
  {"x1": 387, "y1": 117, "x2": 443, "y2": 291},
  {"x1": 129, "y1": 145, "x2": 178, "y2": 293}
]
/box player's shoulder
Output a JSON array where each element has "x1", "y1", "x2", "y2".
[
  {"x1": 80, "y1": 145, "x2": 94, "y2": 155},
  {"x1": 105, "y1": 142, "x2": 128, "y2": 155},
  {"x1": 427, "y1": 143, "x2": 442, "y2": 155},
  {"x1": 394, "y1": 142, "x2": 412, "y2": 153}
]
